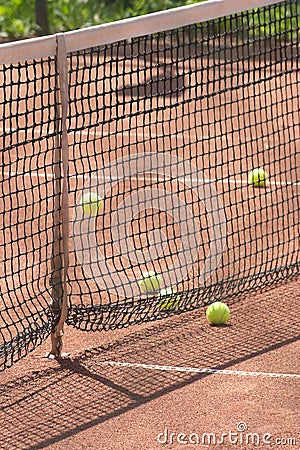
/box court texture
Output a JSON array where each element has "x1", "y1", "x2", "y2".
[{"x1": 0, "y1": 0, "x2": 299, "y2": 448}]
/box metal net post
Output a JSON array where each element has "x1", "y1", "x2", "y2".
[{"x1": 49, "y1": 34, "x2": 70, "y2": 358}]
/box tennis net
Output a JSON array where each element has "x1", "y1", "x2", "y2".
[
  {"x1": 0, "y1": 0, "x2": 299, "y2": 369},
  {"x1": 0, "y1": 54, "x2": 63, "y2": 369}
]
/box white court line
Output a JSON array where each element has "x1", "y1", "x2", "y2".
[
  {"x1": 2, "y1": 171, "x2": 55, "y2": 180},
  {"x1": 2, "y1": 170, "x2": 300, "y2": 188},
  {"x1": 102, "y1": 360, "x2": 300, "y2": 380},
  {"x1": 0, "y1": 128, "x2": 194, "y2": 140}
]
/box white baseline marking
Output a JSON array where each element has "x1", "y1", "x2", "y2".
[
  {"x1": 2, "y1": 170, "x2": 300, "y2": 188},
  {"x1": 102, "y1": 361, "x2": 300, "y2": 380}
]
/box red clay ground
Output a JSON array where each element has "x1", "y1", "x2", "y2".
[
  {"x1": 0, "y1": 278, "x2": 299, "y2": 450},
  {"x1": 0, "y1": 34, "x2": 299, "y2": 450}
]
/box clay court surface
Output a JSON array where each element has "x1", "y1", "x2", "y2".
[
  {"x1": 1, "y1": 23, "x2": 300, "y2": 449},
  {"x1": 0, "y1": 279, "x2": 299, "y2": 449}
]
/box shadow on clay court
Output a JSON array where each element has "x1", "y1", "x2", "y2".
[{"x1": 0, "y1": 281, "x2": 299, "y2": 450}]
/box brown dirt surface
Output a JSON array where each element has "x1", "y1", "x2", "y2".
[
  {"x1": 0, "y1": 25, "x2": 299, "y2": 450},
  {"x1": 0, "y1": 278, "x2": 299, "y2": 450}
]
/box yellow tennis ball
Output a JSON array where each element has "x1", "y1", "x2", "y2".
[
  {"x1": 206, "y1": 301, "x2": 230, "y2": 325},
  {"x1": 138, "y1": 271, "x2": 161, "y2": 293},
  {"x1": 248, "y1": 168, "x2": 268, "y2": 187},
  {"x1": 80, "y1": 192, "x2": 103, "y2": 216},
  {"x1": 158, "y1": 287, "x2": 179, "y2": 310}
]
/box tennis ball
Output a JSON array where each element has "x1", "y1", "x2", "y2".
[
  {"x1": 248, "y1": 168, "x2": 268, "y2": 188},
  {"x1": 206, "y1": 301, "x2": 230, "y2": 325},
  {"x1": 80, "y1": 192, "x2": 103, "y2": 216},
  {"x1": 158, "y1": 287, "x2": 179, "y2": 310},
  {"x1": 139, "y1": 271, "x2": 161, "y2": 293}
]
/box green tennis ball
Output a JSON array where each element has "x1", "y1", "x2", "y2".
[
  {"x1": 80, "y1": 192, "x2": 103, "y2": 216},
  {"x1": 158, "y1": 287, "x2": 179, "y2": 310},
  {"x1": 206, "y1": 301, "x2": 230, "y2": 325},
  {"x1": 248, "y1": 168, "x2": 268, "y2": 188},
  {"x1": 139, "y1": 271, "x2": 161, "y2": 293}
]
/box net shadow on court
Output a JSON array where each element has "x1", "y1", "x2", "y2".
[
  {"x1": 0, "y1": 282, "x2": 299, "y2": 450},
  {"x1": 1, "y1": 0, "x2": 299, "y2": 373}
]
